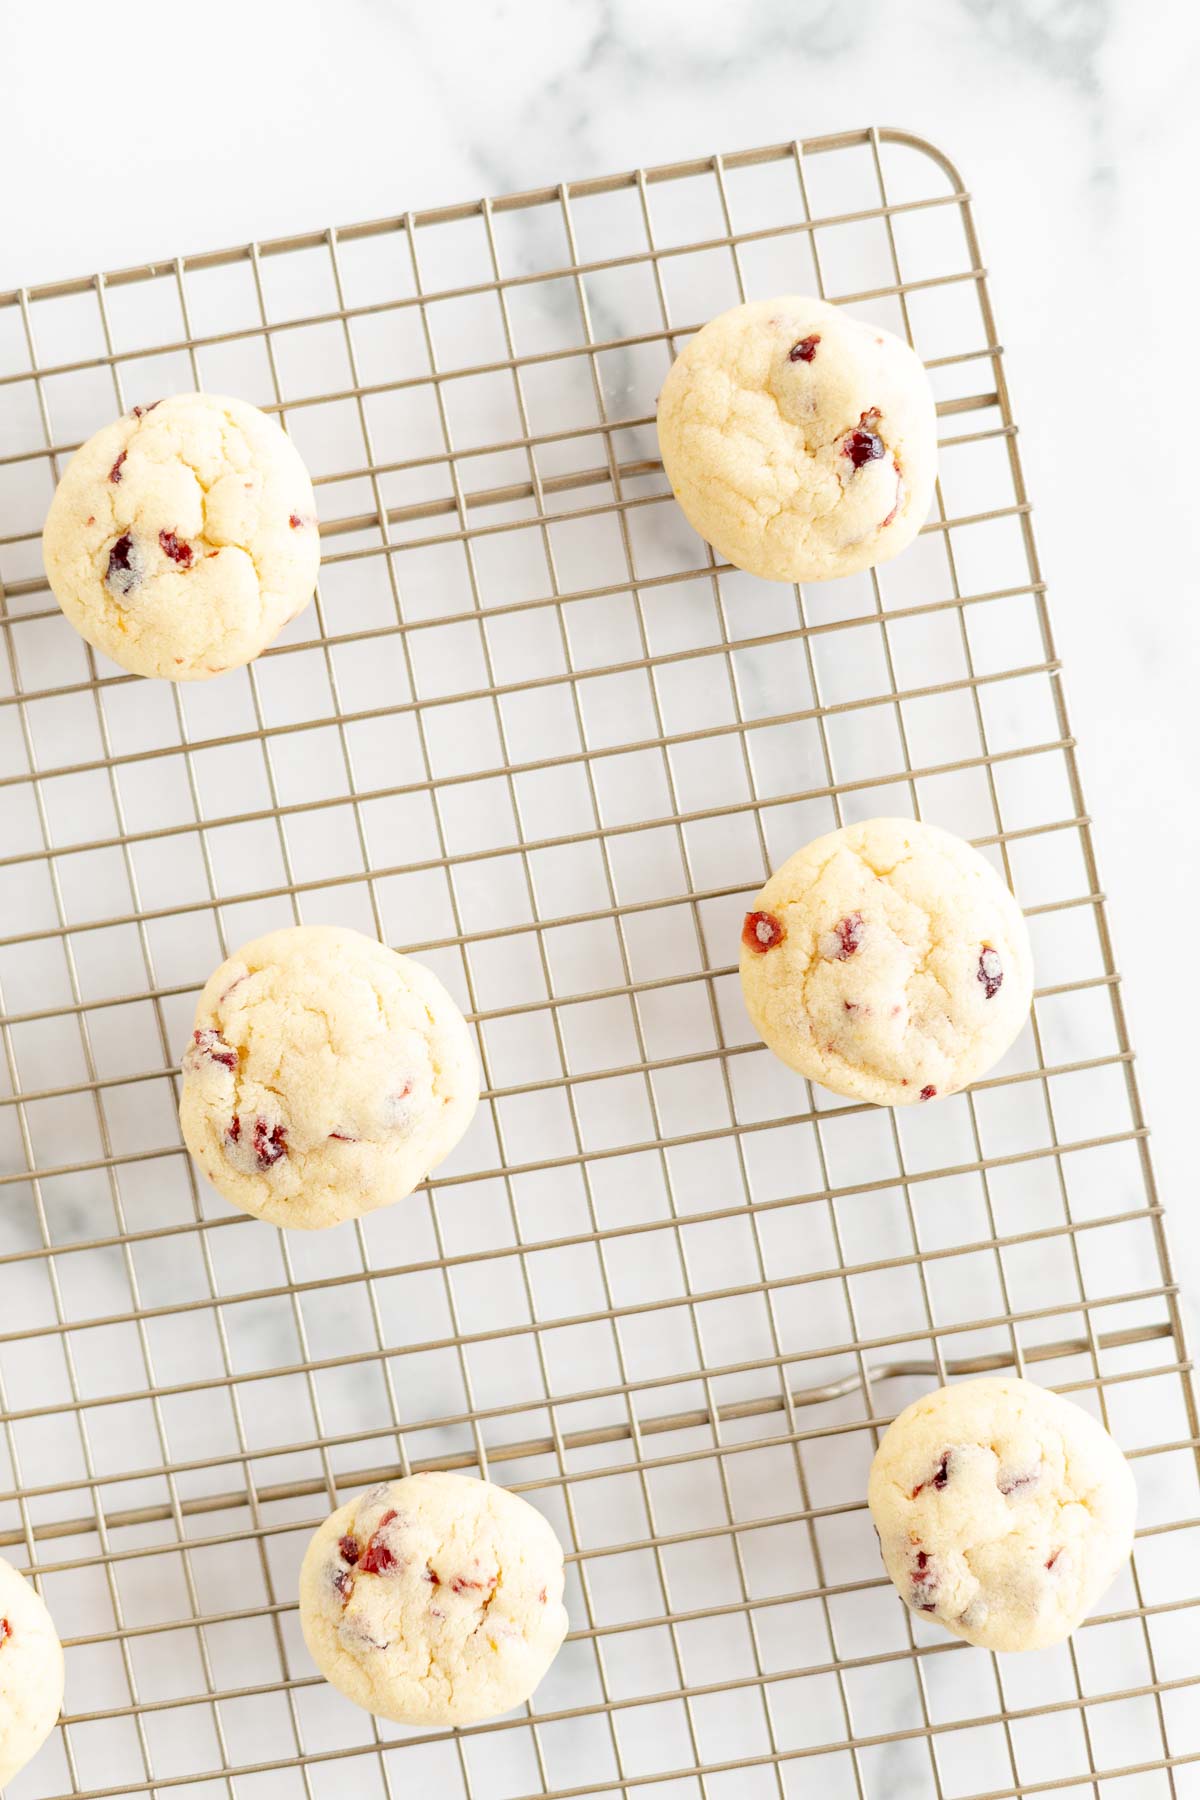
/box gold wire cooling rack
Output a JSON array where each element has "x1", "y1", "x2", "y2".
[{"x1": 0, "y1": 125, "x2": 1195, "y2": 1799}]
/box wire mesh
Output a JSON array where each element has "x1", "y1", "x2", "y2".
[{"x1": 0, "y1": 125, "x2": 1195, "y2": 1799}]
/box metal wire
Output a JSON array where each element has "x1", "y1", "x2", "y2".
[{"x1": 0, "y1": 127, "x2": 1194, "y2": 1799}]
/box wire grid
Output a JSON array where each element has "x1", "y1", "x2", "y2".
[{"x1": 0, "y1": 125, "x2": 1195, "y2": 1800}]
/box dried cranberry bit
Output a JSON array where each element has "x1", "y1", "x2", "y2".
[
  {"x1": 109, "y1": 450, "x2": 127, "y2": 483},
  {"x1": 331, "y1": 1566, "x2": 353, "y2": 1600},
  {"x1": 912, "y1": 1449, "x2": 952, "y2": 1498},
  {"x1": 910, "y1": 1548, "x2": 939, "y2": 1613},
  {"x1": 288, "y1": 512, "x2": 305, "y2": 528},
  {"x1": 130, "y1": 400, "x2": 162, "y2": 419},
  {"x1": 919, "y1": 1085, "x2": 937, "y2": 1102},
  {"x1": 742, "y1": 909, "x2": 784, "y2": 954},
  {"x1": 834, "y1": 913, "x2": 863, "y2": 959},
  {"x1": 978, "y1": 947, "x2": 1003, "y2": 1000},
  {"x1": 106, "y1": 533, "x2": 140, "y2": 598},
  {"x1": 0, "y1": 1617, "x2": 10, "y2": 1646},
  {"x1": 338, "y1": 1535, "x2": 361, "y2": 1566},
  {"x1": 159, "y1": 529, "x2": 194, "y2": 567},
  {"x1": 788, "y1": 333, "x2": 821, "y2": 363},
  {"x1": 537, "y1": 1586, "x2": 547, "y2": 1604},
  {"x1": 997, "y1": 1465, "x2": 1040, "y2": 1498},
  {"x1": 189, "y1": 1028, "x2": 237, "y2": 1073},
  {"x1": 329, "y1": 1132, "x2": 358, "y2": 1142},
  {"x1": 449, "y1": 1570, "x2": 497, "y2": 1600},
  {"x1": 423, "y1": 1566, "x2": 440, "y2": 1585},
  {"x1": 1046, "y1": 1547, "x2": 1066, "y2": 1572},
  {"x1": 252, "y1": 1118, "x2": 286, "y2": 1169},
  {"x1": 358, "y1": 1509, "x2": 399, "y2": 1577},
  {"x1": 226, "y1": 1114, "x2": 288, "y2": 1171},
  {"x1": 843, "y1": 408, "x2": 886, "y2": 472}
]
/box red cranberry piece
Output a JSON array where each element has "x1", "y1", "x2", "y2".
[
  {"x1": 109, "y1": 450, "x2": 127, "y2": 483},
  {"x1": 106, "y1": 533, "x2": 140, "y2": 597},
  {"x1": 832, "y1": 913, "x2": 863, "y2": 959},
  {"x1": 130, "y1": 400, "x2": 161, "y2": 419},
  {"x1": 0, "y1": 1617, "x2": 10, "y2": 1646},
  {"x1": 843, "y1": 408, "x2": 886, "y2": 471},
  {"x1": 919, "y1": 1085, "x2": 937, "y2": 1102},
  {"x1": 159, "y1": 529, "x2": 193, "y2": 567},
  {"x1": 188, "y1": 1028, "x2": 237, "y2": 1073},
  {"x1": 423, "y1": 1566, "x2": 440, "y2": 1585},
  {"x1": 331, "y1": 1566, "x2": 353, "y2": 1600},
  {"x1": 226, "y1": 1114, "x2": 287, "y2": 1170},
  {"x1": 1046, "y1": 1547, "x2": 1067, "y2": 1572},
  {"x1": 329, "y1": 1132, "x2": 358, "y2": 1142},
  {"x1": 449, "y1": 1570, "x2": 497, "y2": 1599},
  {"x1": 788, "y1": 334, "x2": 821, "y2": 363},
  {"x1": 537, "y1": 1586, "x2": 547, "y2": 1604},
  {"x1": 910, "y1": 1549, "x2": 939, "y2": 1612},
  {"x1": 289, "y1": 512, "x2": 305, "y2": 528},
  {"x1": 978, "y1": 947, "x2": 1003, "y2": 1000},
  {"x1": 912, "y1": 1449, "x2": 952, "y2": 1498},
  {"x1": 997, "y1": 1465, "x2": 1040, "y2": 1497},
  {"x1": 743, "y1": 910, "x2": 784, "y2": 954},
  {"x1": 358, "y1": 1509, "x2": 399, "y2": 1576},
  {"x1": 338, "y1": 1535, "x2": 361, "y2": 1565},
  {"x1": 252, "y1": 1119, "x2": 286, "y2": 1168}
]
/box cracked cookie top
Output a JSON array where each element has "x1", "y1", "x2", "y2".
[
  {"x1": 300, "y1": 1472, "x2": 568, "y2": 1726},
  {"x1": 868, "y1": 1377, "x2": 1136, "y2": 1652},
  {"x1": 179, "y1": 924, "x2": 479, "y2": 1230},
  {"x1": 739, "y1": 817, "x2": 1033, "y2": 1106},
  {"x1": 656, "y1": 297, "x2": 937, "y2": 583},
  {"x1": 42, "y1": 392, "x2": 319, "y2": 680}
]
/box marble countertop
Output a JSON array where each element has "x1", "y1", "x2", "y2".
[{"x1": 1, "y1": 0, "x2": 1194, "y2": 1322}]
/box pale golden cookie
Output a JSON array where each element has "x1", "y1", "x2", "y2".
[
  {"x1": 868, "y1": 1378, "x2": 1136, "y2": 1651},
  {"x1": 657, "y1": 296, "x2": 936, "y2": 581},
  {"x1": 740, "y1": 818, "x2": 1032, "y2": 1105},
  {"x1": 43, "y1": 392, "x2": 319, "y2": 679}
]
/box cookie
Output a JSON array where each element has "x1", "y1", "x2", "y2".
[
  {"x1": 300, "y1": 1471, "x2": 569, "y2": 1726},
  {"x1": 42, "y1": 392, "x2": 319, "y2": 680},
  {"x1": 740, "y1": 817, "x2": 1032, "y2": 1106},
  {"x1": 0, "y1": 1556, "x2": 65, "y2": 1785},
  {"x1": 179, "y1": 925, "x2": 478, "y2": 1230},
  {"x1": 867, "y1": 1377, "x2": 1136, "y2": 1651},
  {"x1": 656, "y1": 296, "x2": 937, "y2": 582}
]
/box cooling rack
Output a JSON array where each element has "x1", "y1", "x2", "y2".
[{"x1": 0, "y1": 125, "x2": 1195, "y2": 1800}]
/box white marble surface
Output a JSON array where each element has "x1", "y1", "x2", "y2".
[{"x1": 4, "y1": 0, "x2": 1193, "y2": 1319}]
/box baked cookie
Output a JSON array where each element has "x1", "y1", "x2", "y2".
[
  {"x1": 179, "y1": 925, "x2": 478, "y2": 1230},
  {"x1": 867, "y1": 1377, "x2": 1136, "y2": 1651},
  {"x1": 300, "y1": 1472, "x2": 569, "y2": 1725},
  {"x1": 0, "y1": 1556, "x2": 65, "y2": 1785},
  {"x1": 657, "y1": 296, "x2": 937, "y2": 582},
  {"x1": 740, "y1": 817, "x2": 1032, "y2": 1105},
  {"x1": 42, "y1": 392, "x2": 319, "y2": 680}
]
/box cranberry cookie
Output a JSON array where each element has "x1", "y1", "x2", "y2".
[
  {"x1": 657, "y1": 297, "x2": 936, "y2": 582},
  {"x1": 740, "y1": 818, "x2": 1032, "y2": 1106},
  {"x1": 868, "y1": 1377, "x2": 1136, "y2": 1651},
  {"x1": 179, "y1": 925, "x2": 478, "y2": 1229},
  {"x1": 300, "y1": 1472, "x2": 568, "y2": 1725},
  {"x1": 42, "y1": 392, "x2": 319, "y2": 679}
]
